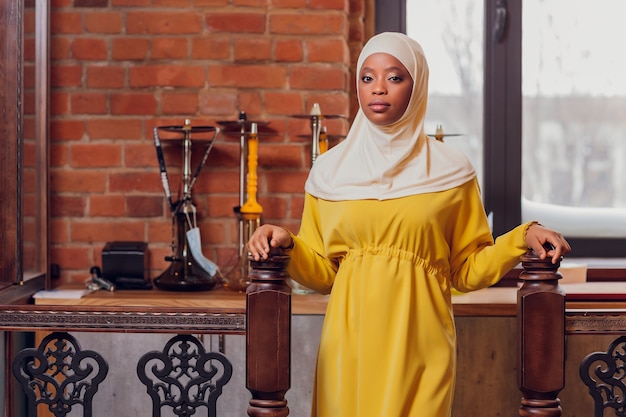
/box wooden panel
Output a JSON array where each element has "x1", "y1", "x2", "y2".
[{"x1": 0, "y1": 0, "x2": 20, "y2": 283}]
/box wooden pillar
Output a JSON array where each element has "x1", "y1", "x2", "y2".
[
  {"x1": 246, "y1": 248, "x2": 291, "y2": 417},
  {"x1": 517, "y1": 249, "x2": 565, "y2": 416}
]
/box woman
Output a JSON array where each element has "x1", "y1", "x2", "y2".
[{"x1": 247, "y1": 32, "x2": 570, "y2": 417}]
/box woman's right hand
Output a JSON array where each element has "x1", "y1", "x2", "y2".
[{"x1": 247, "y1": 224, "x2": 293, "y2": 261}]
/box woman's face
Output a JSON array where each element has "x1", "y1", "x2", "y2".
[{"x1": 357, "y1": 52, "x2": 413, "y2": 126}]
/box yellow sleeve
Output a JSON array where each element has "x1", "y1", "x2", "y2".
[
  {"x1": 286, "y1": 193, "x2": 337, "y2": 294},
  {"x1": 449, "y1": 179, "x2": 532, "y2": 292}
]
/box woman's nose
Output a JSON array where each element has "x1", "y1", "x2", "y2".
[{"x1": 372, "y1": 82, "x2": 386, "y2": 94}]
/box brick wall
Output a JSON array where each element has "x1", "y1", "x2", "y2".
[{"x1": 48, "y1": 0, "x2": 370, "y2": 284}]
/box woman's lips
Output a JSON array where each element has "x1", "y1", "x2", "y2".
[{"x1": 368, "y1": 100, "x2": 390, "y2": 112}]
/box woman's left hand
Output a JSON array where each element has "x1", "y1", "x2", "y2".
[{"x1": 525, "y1": 223, "x2": 571, "y2": 264}]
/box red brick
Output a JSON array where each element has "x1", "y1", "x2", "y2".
[
  {"x1": 307, "y1": 38, "x2": 349, "y2": 63},
  {"x1": 72, "y1": 38, "x2": 108, "y2": 60},
  {"x1": 290, "y1": 194, "x2": 305, "y2": 218},
  {"x1": 71, "y1": 220, "x2": 146, "y2": 243},
  {"x1": 198, "y1": 91, "x2": 238, "y2": 116},
  {"x1": 112, "y1": 0, "x2": 150, "y2": 6},
  {"x1": 50, "y1": 247, "x2": 92, "y2": 269},
  {"x1": 86, "y1": 65, "x2": 126, "y2": 88},
  {"x1": 75, "y1": 0, "x2": 108, "y2": 7},
  {"x1": 51, "y1": 0, "x2": 72, "y2": 7},
  {"x1": 50, "y1": 195, "x2": 87, "y2": 216},
  {"x1": 162, "y1": 92, "x2": 199, "y2": 115},
  {"x1": 236, "y1": 91, "x2": 262, "y2": 114},
  {"x1": 274, "y1": 39, "x2": 303, "y2": 62},
  {"x1": 264, "y1": 170, "x2": 308, "y2": 193},
  {"x1": 271, "y1": 0, "x2": 306, "y2": 7},
  {"x1": 198, "y1": 222, "x2": 226, "y2": 245},
  {"x1": 70, "y1": 92, "x2": 108, "y2": 114},
  {"x1": 205, "y1": 13, "x2": 266, "y2": 33},
  {"x1": 148, "y1": 220, "x2": 172, "y2": 245},
  {"x1": 126, "y1": 195, "x2": 164, "y2": 217},
  {"x1": 208, "y1": 64, "x2": 287, "y2": 88},
  {"x1": 233, "y1": 0, "x2": 267, "y2": 6},
  {"x1": 191, "y1": 36, "x2": 231, "y2": 60},
  {"x1": 70, "y1": 144, "x2": 122, "y2": 168},
  {"x1": 51, "y1": 170, "x2": 108, "y2": 193},
  {"x1": 50, "y1": 119, "x2": 85, "y2": 141},
  {"x1": 111, "y1": 93, "x2": 158, "y2": 115},
  {"x1": 86, "y1": 119, "x2": 144, "y2": 139},
  {"x1": 109, "y1": 172, "x2": 162, "y2": 193},
  {"x1": 205, "y1": 195, "x2": 239, "y2": 218},
  {"x1": 23, "y1": 38, "x2": 35, "y2": 62},
  {"x1": 260, "y1": 144, "x2": 304, "y2": 168},
  {"x1": 152, "y1": 38, "x2": 189, "y2": 59},
  {"x1": 111, "y1": 38, "x2": 149, "y2": 60},
  {"x1": 305, "y1": 93, "x2": 350, "y2": 118},
  {"x1": 203, "y1": 170, "x2": 240, "y2": 193},
  {"x1": 125, "y1": 143, "x2": 159, "y2": 168},
  {"x1": 265, "y1": 91, "x2": 303, "y2": 115},
  {"x1": 194, "y1": 0, "x2": 228, "y2": 5},
  {"x1": 129, "y1": 65, "x2": 206, "y2": 88},
  {"x1": 234, "y1": 38, "x2": 272, "y2": 61},
  {"x1": 153, "y1": 0, "x2": 192, "y2": 6},
  {"x1": 51, "y1": 12, "x2": 83, "y2": 34},
  {"x1": 50, "y1": 143, "x2": 69, "y2": 167},
  {"x1": 51, "y1": 37, "x2": 71, "y2": 60},
  {"x1": 90, "y1": 194, "x2": 126, "y2": 216},
  {"x1": 310, "y1": 0, "x2": 347, "y2": 11},
  {"x1": 259, "y1": 195, "x2": 288, "y2": 219},
  {"x1": 50, "y1": 218, "x2": 69, "y2": 243},
  {"x1": 50, "y1": 91, "x2": 70, "y2": 115},
  {"x1": 269, "y1": 13, "x2": 345, "y2": 35},
  {"x1": 290, "y1": 65, "x2": 347, "y2": 90},
  {"x1": 51, "y1": 65, "x2": 83, "y2": 87},
  {"x1": 84, "y1": 11, "x2": 123, "y2": 33},
  {"x1": 126, "y1": 12, "x2": 203, "y2": 34}
]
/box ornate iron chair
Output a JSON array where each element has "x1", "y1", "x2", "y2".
[
  {"x1": 12, "y1": 331, "x2": 109, "y2": 417},
  {"x1": 579, "y1": 335, "x2": 626, "y2": 417},
  {"x1": 137, "y1": 334, "x2": 233, "y2": 417}
]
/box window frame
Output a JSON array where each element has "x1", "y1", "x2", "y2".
[{"x1": 380, "y1": 0, "x2": 626, "y2": 259}]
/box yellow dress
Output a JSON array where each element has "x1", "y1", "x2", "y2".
[{"x1": 287, "y1": 178, "x2": 531, "y2": 417}]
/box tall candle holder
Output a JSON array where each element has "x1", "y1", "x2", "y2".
[{"x1": 152, "y1": 119, "x2": 220, "y2": 291}]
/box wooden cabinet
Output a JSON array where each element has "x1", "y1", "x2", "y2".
[{"x1": 0, "y1": 0, "x2": 49, "y2": 300}]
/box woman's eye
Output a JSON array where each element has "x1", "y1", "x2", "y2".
[
  {"x1": 361, "y1": 75, "x2": 373, "y2": 82},
  {"x1": 389, "y1": 75, "x2": 403, "y2": 82}
]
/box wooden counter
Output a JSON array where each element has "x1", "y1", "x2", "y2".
[
  {"x1": 32, "y1": 286, "x2": 330, "y2": 315},
  {"x1": 32, "y1": 282, "x2": 626, "y2": 310}
]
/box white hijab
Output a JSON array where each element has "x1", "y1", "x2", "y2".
[{"x1": 305, "y1": 32, "x2": 476, "y2": 201}]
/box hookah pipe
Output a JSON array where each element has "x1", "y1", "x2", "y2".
[
  {"x1": 223, "y1": 122, "x2": 262, "y2": 291},
  {"x1": 240, "y1": 122, "x2": 263, "y2": 233}
]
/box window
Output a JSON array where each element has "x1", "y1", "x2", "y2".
[{"x1": 388, "y1": 0, "x2": 626, "y2": 258}]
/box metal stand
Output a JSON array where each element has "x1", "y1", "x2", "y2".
[
  {"x1": 152, "y1": 120, "x2": 219, "y2": 291},
  {"x1": 218, "y1": 114, "x2": 271, "y2": 292}
]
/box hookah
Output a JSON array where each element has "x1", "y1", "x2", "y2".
[
  {"x1": 152, "y1": 119, "x2": 220, "y2": 291},
  {"x1": 288, "y1": 103, "x2": 345, "y2": 294},
  {"x1": 222, "y1": 122, "x2": 262, "y2": 291}
]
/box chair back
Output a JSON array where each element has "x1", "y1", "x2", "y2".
[{"x1": 12, "y1": 331, "x2": 109, "y2": 417}]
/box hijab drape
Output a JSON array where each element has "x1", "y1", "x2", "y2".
[{"x1": 305, "y1": 32, "x2": 476, "y2": 201}]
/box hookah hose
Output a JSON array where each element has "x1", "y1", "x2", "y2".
[{"x1": 153, "y1": 127, "x2": 175, "y2": 212}]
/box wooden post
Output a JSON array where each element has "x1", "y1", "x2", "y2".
[
  {"x1": 246, "y1": 248, "x2": 291, "y2": 417},
  {"x1": 517, "y1": 249, "x2": 565, "y2": 416}
]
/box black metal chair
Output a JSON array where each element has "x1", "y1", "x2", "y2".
[
  {"x1": 12, "y1": 331, "x2": 109, "y2": 417},
  {"x1": 579, "y1": 335, "x2": 626, "y2": 417},
  {"x1": 137, "y1": 334, "x2": 233, "y2": 417}
]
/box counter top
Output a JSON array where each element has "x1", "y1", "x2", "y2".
[{"x1": 31, "y1": 282, "x2": 626, "y2": 318}]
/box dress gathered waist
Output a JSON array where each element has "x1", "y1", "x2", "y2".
[{"x1": 342, "y1": 246, "x2": 445, "y2": 278}]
